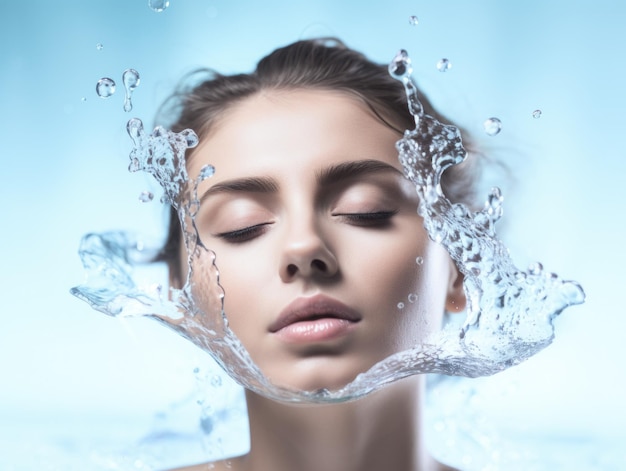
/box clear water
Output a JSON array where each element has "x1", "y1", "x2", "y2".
[
  {"x1": 96, "y1": 77, "x2": 116, "y2": 98},
  {"x1": 122, "y1": 68, "x2": 140, "y2": 112},
  {"x1": 72, "y1": 49, "x2": 584, "y2": 404}
]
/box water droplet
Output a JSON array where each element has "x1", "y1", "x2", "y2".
[
  {"x1": 81, "y1": 97, "x2": 87, "y2": 102},
  {"x1": 532, "y1": 109, "x2": 542, "y2": 119},
  {"x1": 122, "y1": 68, "x2": 140, "y2": 112},
  {"x1": 138, "y1": 191, "x2": 154, "y2": 202},
  {"x1": 409, "y1": 15, "x2": 419, "y2": 26},
  {"x1": 408, "y1": 293, "x2": 418, "y2": 303},
  {"x1": 388, "y1": 50, "x2": 412, "y2": 80},
  {"x1": 96, "y1": 78, "x2": 116, "y2": 98},
  {"x1": 415, "y1": 256, "x2": 424, "y2": 265},
  {"x1": 210, "y1": 375, "x2": 222, "y2": 387},
  {"x1": 436, "y1": 58, "x2": 451, "y2": 72},
  {"x1": 198, "y1": 164, "x2": 215, "y2": 181},
  {"x1": 193, "y1": 367, "x2": 200, "y2": 374},
  {"x1": 397, "y1": 302, "x2": 405, "y2": 310},
  {"x1": 148, "y1": 0, "x2": 170, "y2": 12},
  {"x1": 96, "y1": 43, "x2": 104, "y2": 51},
  {"x1": 528, "y1": 262, "x2": 543, "y2": 276},
  {"x1": 483, "y1": 117, "x2": 502, "y2": 136}
]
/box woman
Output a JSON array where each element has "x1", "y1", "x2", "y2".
[{"x1": 158, "y1": 38, "x2": 478, "y2": 471}]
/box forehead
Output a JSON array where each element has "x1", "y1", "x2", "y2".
[{"x1": 187, "y1": 89, "x2": 402, "y2": 180}]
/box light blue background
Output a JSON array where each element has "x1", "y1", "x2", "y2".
[{"x1": 1, "y1": 1, "x2": 625, "y2": 469}]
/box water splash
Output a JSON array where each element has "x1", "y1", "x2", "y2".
[
  {"x1": 72, "y1": 49, "x2": 584, "y2": 404},
  {"x1": 96, "y1": 78, "x2": 116, "y2": 98},
  {"x1": 123, "y1": 69, "x2": 141, "y2": 112}
]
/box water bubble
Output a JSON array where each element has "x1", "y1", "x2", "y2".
[
  {"x1": 388, "y1": 50, "x2": 412, "y2": 80},
  {"x1": 436, "y1": 58, "x2": 451, "y2": 72},
  {"x1": 122, "y1": 69, "x2": 140, "y2": 112},
  {"x1": 408, "y1": 293, "x2": 418, "y2": 303},
  {"x1": 532, "y1": 109, "x2": 542, "y2": 119},
  {"x1": 148, "y1": 0, "x2": 170, "y2": 12},
  {"x1": 138, "y1": 191, "x2": 154, "y2": 203},
  {"x1": 199, "y1": 164, "x2": 215, "y2": 181},
  {"x1": 397, "y1": 302, "x2": 405, "y2": 310},
  {"x1": 415, "y1": 256, "x2": 424, "y2": 265},
  {"x1": 483, "y1": 117, "x2": 502, "y2": 136},
  {"x1": 210, "y1": 375, "x2": 222, "y2": 387},
  {"x1": 528, "y1": 262, "x2": 544, "y2": 276},
  {"x1": 96, "y1": 78, "x2": 116, "y2": 98},
  {"x1": 96, "y1": 43, "x2": 104, "y2": 51},
  {"x1": 409, "y1": 15, "x2": 419, "y2": 26}
]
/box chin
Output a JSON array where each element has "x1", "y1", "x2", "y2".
[{"x1": 264, "y1": 357, "x2": 375, "y2": 393}]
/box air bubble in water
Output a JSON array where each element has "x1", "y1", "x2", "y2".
[
  {"x1": 532, "y1": 109, "x2": 542, "y2": 119},
  {"x1": 416, "y1": 256, "x2": 424, "y2": 265},
  {"x1": 96, "y1": 78, "x2": 116, "y2": 98},
  {"x1": 148, "y1": 0, "x2": 170, "y2": 12},
  {"x1": 483, "y1": 117, "x2": 502, "y2": 136},
  {"x1": 122, "y1": 69, "x2": 140, "y2": 112},
  {"x1": 408, "y1": 293, "x2": 418, "y2": 303},
  {"x1": 138, "y1": 191, "x2": 154, "y2": 202},
  {"x1": 409, "y1": 15, "x2": 419, "y2": 26},
  {"x1": 397, "y1": 302, "x2": 405, "y2": 310},
  {"x1": 436, "y1": 58, "x2": 451, "y2": 72}
]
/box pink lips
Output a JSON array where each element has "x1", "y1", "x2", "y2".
[{"x1": 270, "y1": 295, "x2": 361, "y2": 343}]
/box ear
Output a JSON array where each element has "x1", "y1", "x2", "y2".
[{"x1": 445, "y1": 259, "x2": 466, "y2": 313}]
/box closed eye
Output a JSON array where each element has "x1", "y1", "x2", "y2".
[
  {"x1": 333, "y1": 210, "x2": 398, "y2": 227},
  {"x1": 214, "y1": 222, "x2": 273, "y2": 243}
]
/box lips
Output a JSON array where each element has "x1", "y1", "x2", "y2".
[{"x1": 269, "y1": 294, "x2": 361, "y2": 343}]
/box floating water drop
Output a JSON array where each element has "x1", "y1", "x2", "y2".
[
  {"x1": 397, "y1": 302, "x2": 405, "y2": 310},
  {"x1": 81, "y1": 97, "x2": 87, "y2": 102},
  {"x1": 198, "y1": 164, "x2": 215, "y2": 181},
  {"x1": 416, "y1": 256, "x2": 424, "y2": 265},
  {"x1": 138, "y1": 191, "x2": 154, "y2": 202},
  {"x1": 122, "y1": 68, "x2": 140, "y2": 112},
  {"x1": 409, "y1": 15, "x2": 419, "y2": 26},
  {"x1": 483, "y1": 117, "x2": 502, "y2": 136},
  {"x1": 408, "y1": 293, "x2": 418, "y2": 303},
  {"x1": 388, "y1": 49, "x2": 412, "y2": 80},
  {"x1": 96, "y1": 43, "x2": 104, "y2": 51},
  {"x1": 532, "y1": 109, "x2": 542, "y2": 119},
  {"x1": 436, "y1": 58, "x2": 451, "y2": 72},
  {"x1": 96, "y1": 78, "x2": 116, "y2": 98},
  {"x1": 148, "y1": 0, "x2": 170, "y2": 12}
]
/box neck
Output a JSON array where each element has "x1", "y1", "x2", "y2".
[{"x1": 241, "y1": 376, "x2": 439, "y2": 471}]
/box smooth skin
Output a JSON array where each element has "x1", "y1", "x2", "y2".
[{"x1": 174, "y1": 89, "x2": 465, "y2": 471}]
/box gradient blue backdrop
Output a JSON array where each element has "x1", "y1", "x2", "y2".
[{"x1": 1, "y1": 1, "x2": 624, "y2": 469}]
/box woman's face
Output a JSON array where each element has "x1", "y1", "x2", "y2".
[{"x1": 185, "y1": 89, "x2": 464, "y2": 391}]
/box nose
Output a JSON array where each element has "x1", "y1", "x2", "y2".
[{"x1": 279, "y1": 220, "x2": 339, "y2": 282}]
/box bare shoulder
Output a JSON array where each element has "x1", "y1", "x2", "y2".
[{"x1": 167, "y1": 455, "x2": 246, "y2": 471}]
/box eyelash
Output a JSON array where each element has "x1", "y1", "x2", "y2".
[
  {"x1": 334, "y1": 210, "x2": 398, "y2": 226},
  {"x1": 215, "y1": 223, "x2": 272, "y2": 243},
  {"x1": 214, "y1": 211, "x2": 398, "y2": 244}
]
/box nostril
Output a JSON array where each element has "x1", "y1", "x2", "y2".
[
  {"x1": 312, "y1": 259, "x2": 328, "y2": 272},
  {"x1": 286, "y1": 264, "x2": 298, "y2": 277}
]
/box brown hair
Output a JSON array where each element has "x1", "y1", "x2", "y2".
[{"x1": 155, "y1": 38, "x2": 480, "y2": 281}]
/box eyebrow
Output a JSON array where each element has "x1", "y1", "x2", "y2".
[{"x1": 199, "y1": 159, "x2": 401, "y2": 203}]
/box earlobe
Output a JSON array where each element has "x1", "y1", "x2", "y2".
[{"x1": 445, "y1": 260, "x2": 466, "y2": 313}]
